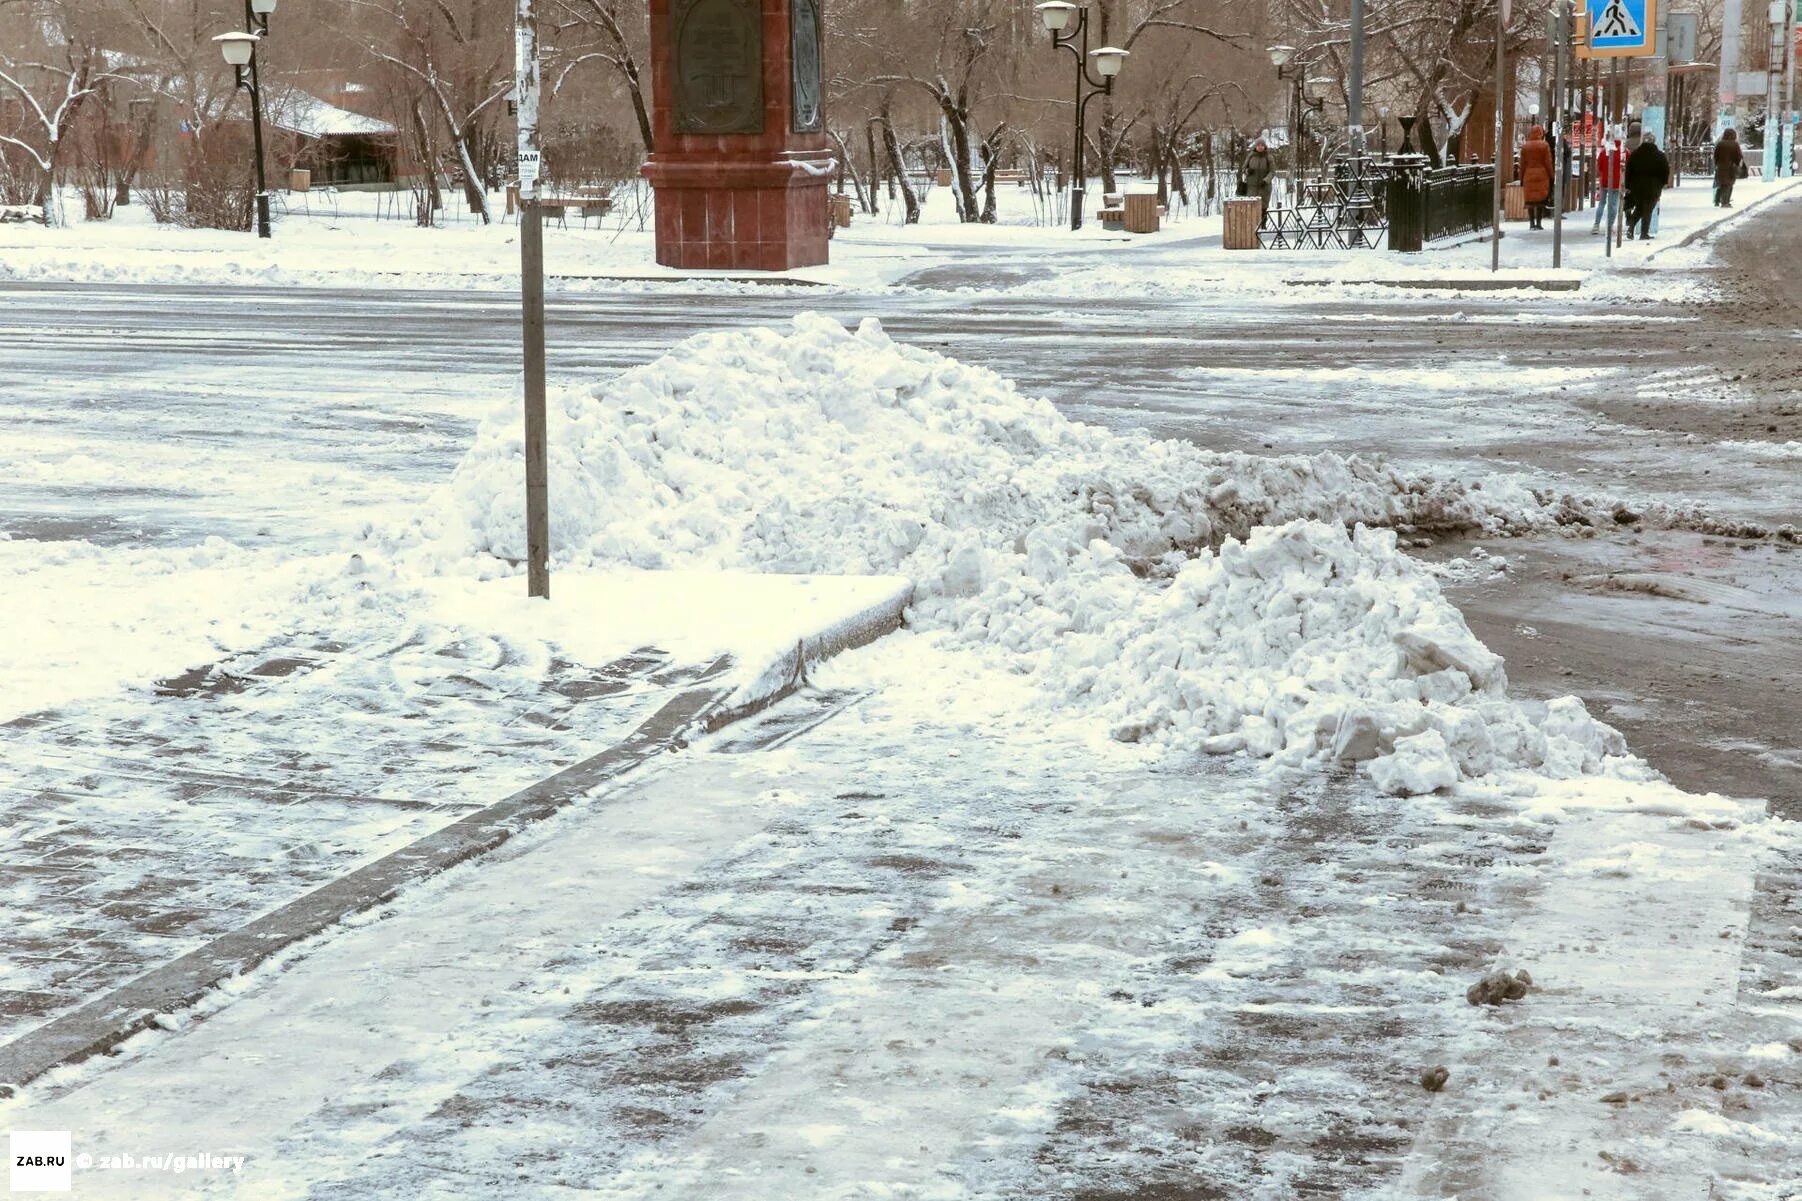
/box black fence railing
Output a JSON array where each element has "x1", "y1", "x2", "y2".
[{"x1": 1387, "y1": 160, "x2": 1496, "y2": 251}]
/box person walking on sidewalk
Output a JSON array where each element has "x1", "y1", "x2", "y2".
[
  {"x1": 1241, "y1": 138, "x2": 1275, "y2": 221},
  {"x1": 1713, "y1": 128, "x2": 1744, "y2": 207},
  {"x1": 1593, "y1": 133, "x2": 1624, "y2": 235},
  {"x1": 1625, "y1": 132, "x2": 1671, "y2": 240},
  {"x1": 1520, "y1": 125, "x2": 1554, "y2": 230}
]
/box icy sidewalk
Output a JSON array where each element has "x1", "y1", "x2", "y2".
[
  {"x1": 0, "y1": 556, "x2": 909, "y2": 1083},
  {"x1": 5, "y1": 638, "x2": 1795, "y2": 1200}
]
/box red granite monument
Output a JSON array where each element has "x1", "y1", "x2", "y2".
[{"x1": 642, "y1": 0, "x2": 832, "y2": 271}]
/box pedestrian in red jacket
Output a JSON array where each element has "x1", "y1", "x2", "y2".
[{"x1": 1592, "y1": 136, "x2": 1624, "y2": 236}]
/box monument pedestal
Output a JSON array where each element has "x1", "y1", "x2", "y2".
[{"x1": 643, "y1": 0, "x2": 831, "y2": 271}]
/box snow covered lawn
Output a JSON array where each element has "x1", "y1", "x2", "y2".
[{"x1": 3, "y1": 175, "x2": 1796, "y2": 297}]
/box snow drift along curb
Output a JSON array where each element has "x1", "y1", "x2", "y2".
[{"x1": 435, "y1": 313, "x2": 1648, "y2": 795}]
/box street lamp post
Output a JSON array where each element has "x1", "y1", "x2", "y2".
[
  {"x1": 213, "y1": 0, "x2": 278, "y2": 239},
  {"x1": 1267, "y1": 45, "x2": 1311, "y2": 205},
  {"x1": 1036, "y1": 3, "x2": 1128, "y2": 231}
]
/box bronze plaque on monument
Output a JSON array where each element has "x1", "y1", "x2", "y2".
[
  {"x1": 673, "y1": 0, "x2": 763, "y2": 134},
  {"x1": 790, "y1": 0, "x2": 823, "y2": 132}
]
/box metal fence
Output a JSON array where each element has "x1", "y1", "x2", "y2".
[
  {"x1": 1385, "y1": 160, "x2": 1496, "y2": 252},
  {"x1": 1420, "y1": 164, "x2": 1495, "y2": 242}
]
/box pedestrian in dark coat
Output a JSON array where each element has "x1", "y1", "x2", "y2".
[
  {"x1": 1624, "y1": 132, "x2": 1670, "y2": 240},
  {"x1": 1241, "y1": 138, "x2": 1275, "y2": 220},
  {"x1": 1713, "y1": 128, "x2": 1743, "y2": 207},
  {"x1": 1519, "y1": 125, "x2": 1554, "y2": 229}
]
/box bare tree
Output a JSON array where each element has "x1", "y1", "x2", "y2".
[
  {"x1": 547, "y1": 0, "x2": 652, "y2": 155},
  {"x1": 347, "y1": 0, "x2": 510, "y2": 221},
  {"x1": 0, "y1": 0, "x2": 119, "y2": 223}
]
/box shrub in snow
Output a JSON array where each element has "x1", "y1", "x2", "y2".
[{"x1": 438, "y1": 314, "x2": 1646, "y2": 794}]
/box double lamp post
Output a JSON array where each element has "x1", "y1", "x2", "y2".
[
  {"x1": 1033, "y1": 2, "x2": 1128, "y2": 231},
  {"x1": 1265, "y1": 45, "x2": 1327, "y2": 204},
  {"x1": 212, "y1": 0, "x2": 279, "y2": 239}
]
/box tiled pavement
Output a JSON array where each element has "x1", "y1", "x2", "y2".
[{"x1": 0, "y1": 628, "x2": 716, "y2": 1049}]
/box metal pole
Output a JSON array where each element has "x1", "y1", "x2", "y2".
[
  {"x1": 1768, "y1": 0, "x2": 1785, "y2": 181},
  {"x1": 1492, "y1": 0, "x2": 1507, "y2": 271},
  {"x1": 1786, "y1": 0, "x2": 1797, "y2": 178},
  {"x1": 1349, "y1": 0, "x2": 1366, "y2": 154},
  {"x1": 1291, "y1": 76, "x2": 1301, "y2": 203},
  {"x1": 1071, "y1": 48, "x2": 1084, "y2": 228},
  {"x1": 1779, "y1": 0, "x2": 1796, "y2": 177},
  {"x1": 1721, "y1": 0, "x2": 1743, "y2": 137},
  {"x1": 1614, "y1": 59, "x2": 1625, "y2": 248},
  {"x1": 246, "y1": 53, "x2": 270, "y2": 238},
  {"x1": 516, "y1": 0, "x2": 549, "y2": 599},
  {"x1": 1553, "y1": 0, "x2": 1568, "y2": 267}
]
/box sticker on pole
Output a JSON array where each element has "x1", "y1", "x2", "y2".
[
  {"x1": 1586, "y1": 0, "x2": 1656, "y2": 56},
  {"x1": 518, "y1": 149, "x2": 541, "y2": 188}
]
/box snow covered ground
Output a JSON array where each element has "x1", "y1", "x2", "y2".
[
  {"x1": 5, "y1": 640, "x2": 1797, "y2": 1199},
  {"x1": 1, "y1": 183, "x2": 1798, "y2": 1198}
]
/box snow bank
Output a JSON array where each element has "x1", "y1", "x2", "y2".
[{"x1": 436, "y1": 313, "x2": 1646, "y2": 793}]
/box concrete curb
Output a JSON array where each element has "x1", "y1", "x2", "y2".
[
  {"x1": 705, "y1": 579, "x2": 914, "y2": 731},
  {"x1": 1284, "y1": 277, "x2": 1581, "y2": 292},
  {"x1": 0, "y1": 583, "x2": 913, "y2": 1097}
]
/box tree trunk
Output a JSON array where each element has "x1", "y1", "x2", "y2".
[
  {"x1": 427, "y1": 82, "x2": 489, "y2": 223},
  {"x1": 878, "y1": 109, "x2": 919, "y2": 224},
  {"x1": 980, "y1": 142, "x2": 997, "y2": 223},
  {"x1": 863, "y1": 121, "x2": 879, "y2": 214},
  {"x1": 622, "y1": 55, "x2": 654, "y2": 155},
  {"x1": 940, "y1": 100, "x2": 980, "y2": 222},
  {"x1": 38, "y1": 157, "x2": 58, "y2": 227},
  {"x1": 1151, "y1": 129, "x2": 1168, "y2": 205},
  {"x1": 830, "y1": 130, "x2": 869, "y2": 211}
]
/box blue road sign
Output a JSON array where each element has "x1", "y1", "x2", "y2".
[{"x1": 1589, "y1": 0, "x2": 1656, "y2": 55}]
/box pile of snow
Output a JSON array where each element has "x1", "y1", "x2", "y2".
[{"x1": 433, "y1": 314, "x2": 1647, "y2": 793}]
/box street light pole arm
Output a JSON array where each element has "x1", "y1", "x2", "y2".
[
  {"x1": 1051, "y1": 6, "x2": 1113, "y2": 91},
  {"x1": 1076, "y1": 75, "x2": 1113, "y2": 130}
]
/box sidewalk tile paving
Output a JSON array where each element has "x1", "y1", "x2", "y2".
[{"x1": 0, "y1": 621, "x2": 711, "y2": 1050}]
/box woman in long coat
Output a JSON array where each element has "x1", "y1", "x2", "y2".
[
  {"x1": 1241, "y1": 138, "x2": 1276, "y2": 220},
  {"x1": 1519, "y1": 125, "x2": 1554, "y2": 230},
  {"x1": 1713, "y1": 128, "x2": 1743, "y2": 207}
]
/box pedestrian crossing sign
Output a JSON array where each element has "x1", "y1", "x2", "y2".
[{"x1": 1586, "y1": 0, "x2": 1657, "y2": 56}]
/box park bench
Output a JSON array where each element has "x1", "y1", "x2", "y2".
[
  {"x1": 506, "y1": 183, "x2": 614, "y2": 225},
  {"x1": 1098, "y1": 192, "x2": 1126, "y2": 229}
]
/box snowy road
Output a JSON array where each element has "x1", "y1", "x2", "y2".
[{"x1": 1, "y1": 264, "x2": 1794, "y2": 555}]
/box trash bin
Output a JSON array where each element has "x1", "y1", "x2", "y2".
[
  {"x1": 289, "y1": 168, "x2": 311, "y2": 193},
  {"x1": 1223, "y1": 198, "x2": 1263, "y2": 249}
]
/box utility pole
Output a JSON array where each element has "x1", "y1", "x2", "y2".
[
  {"x1": 1721, "y1": 0, "x2": 1744, "y2": 136},
  {"x1": 1553, "y1": 0, "x2": 1570, "y2": 267},
  {"x1": 516, "y1": 0, "x2": 549, "y2": 599},
  {"x1": 1768, "y1": 0, "x2": 1786, "y2": 179},
  {"x1": 1605, "y1": 57, "x2": 1617, "y2": 257},
  {"x1": 1350, "y1": 0, "x2": 1366, "y2": 154},
  {"x1": 1493, "y1": 0, "x2": 1509, "y2": 272},
  {"x1": 1786, "y1": 0, "x2": 1797, "y2": 177}
]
